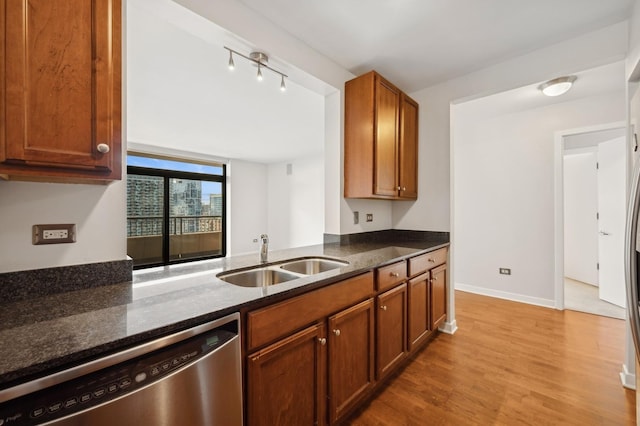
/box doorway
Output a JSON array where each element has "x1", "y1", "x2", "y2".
[{"x1": 559, "y1": 125, "x2": 627, "y2": 319}]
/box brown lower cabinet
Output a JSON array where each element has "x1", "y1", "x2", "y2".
[
  {"x1": 247, "y1": 299, "x2": 374, "y2": 426},
  {"x1": 328, "y1": 299, "x2": 375, "y2": 423},
  {"x1": 247, "y1": 324, "x2": 326, "y2": 426},
  {"x1": 376, "y1": 283, "x2": 407, "y2": 378},
  {"x1": 408, "y1": 272, "x2": 431, "y2": 351},
  {"x1": 245, "y1": 250, "x2": 448, "y2": 425},
  {"x1": 431, "y1": 264, "x2": 448, "y2": 329},
  {"x1": 245, "y1": 273, "x2": 375, "y2": 425},
  {"x1": 407, "y1": 248, "x2": 449, "y2": 352}
]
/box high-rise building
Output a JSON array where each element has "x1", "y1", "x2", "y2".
[
  {"x1": 210, "y1": 194, "x2": 223, "y2": 217},
  {"x1": 127, "y1": 175, "x2": 163, "y2": 237}
]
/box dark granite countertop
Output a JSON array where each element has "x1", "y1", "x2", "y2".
[{"x1": 0, "y1": 238, "x2": 448, "y2": 389}]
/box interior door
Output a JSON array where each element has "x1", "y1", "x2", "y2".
[{"x1": 597, "y1": 136, "x2": 626, "y2": 307}]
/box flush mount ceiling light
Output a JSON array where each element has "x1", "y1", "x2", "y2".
[
  {"x1": 538, "y1": 76, "x2": 577, "y2": 97},
  {"x1": 224, "y1": 47, "x2": 287, "y2": 91}
]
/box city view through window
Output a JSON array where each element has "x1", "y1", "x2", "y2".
[{"x1": 126, "y1": 155, "x2": 225, "y2": 268}]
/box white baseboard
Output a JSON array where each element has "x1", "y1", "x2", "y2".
[
  {"x1": 455, "y1": 282, "x2": 556, "y2": 309},
  {"x1": 438, "y1": 319, "x2": 458, "y2": 334},
  {"x1": 620, "y1": 363, "x2": 636, "y2": 390}
]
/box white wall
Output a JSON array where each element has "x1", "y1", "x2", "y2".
[
  {"x1": 453, "y1": 92, "x2": 624, "y2": 305},
  {"x1": 0, "y1": 181, "x2": 127, "y2": 273},
  {"x1": 627, "y1": 0, "x2": 640, "y2": 80},
  {"x1": 563, "y1": 149, "x2": 599, "y2": 286},
  {"x1": 324, "y1": 91, "x2": 342, "y2": 235},
  {"x1": 227, "y1": 160, "x2": 268, "y2": 255},
  {"x1": 395, "y1": 22, "x2": 628, "y2": 232},
  {"x1": 267, "y1": 156, "x2": 325, "y2": 250}
]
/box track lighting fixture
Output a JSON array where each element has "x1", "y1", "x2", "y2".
[{"x1": 224, "y1": 46, "x2": 287, "y2": 92}]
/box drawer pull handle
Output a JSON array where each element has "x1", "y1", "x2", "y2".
[
  {"x1": 390, "y1": 272, "x2": 399, "y2": 278},
  {"x1": 397, "y1": 186, "x2": 401, "y2": 190},
  {"x1": 402, "y1": 187, "x2": 406, "y2": 191},
  {"x1": 380, "y1": 305, "x2": 387, "y2": 311},
  {"x1": 428, "y1": 258, "x2": 435, "y2": 263},
  {"x1": 432, "y1": 277, "x2": 438, "y2": 281},
  {"x1": 333, "y1": 329, "x2": 341, "y2": 337},
  {"x1": 318, "y1": 337, "x2": 326, "y2": 345}
]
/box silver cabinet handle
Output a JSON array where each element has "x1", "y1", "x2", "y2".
[
  {"x1": 380, "y1": 305, "x2": 387, "y2": 311},
  {"x1": 397, "y1": 186, "x2": 401, "y2": 190},
  {"x1": 97, "y1": 143, "x2": 110, "y2": 154},
  {"x1": 432, "y1": 277, "x2": 438, "y2": 281},
  {"x1": 428, "y1": 258, "x2": 435, "y2": 263},
  {"x1": 332, "y1": 329, "x2": 341, "y2": 337},
  {"x1": 390, "y1": 272, "x2": 399, "y2": 277},
  {"x1": 318, "y1": 337, "x2": 326, "y2": 345},
  {"x1": 599, "y1": 231, "x2": 611, "y2": 236},
  {"x1": 402, "y1": 187, "x2": 406, "y2": 191}
]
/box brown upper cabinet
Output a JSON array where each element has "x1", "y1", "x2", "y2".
[
  {"x1": 0, "y1": 0, "x2": 122, "y2": 183},
  {"x1": 344, "y1": 71, "x2": 418, "y2": 200}
]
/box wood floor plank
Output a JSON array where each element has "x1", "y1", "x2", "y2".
[{"x1": 347, "y1": 291, "x2": 635, "y2": 425}]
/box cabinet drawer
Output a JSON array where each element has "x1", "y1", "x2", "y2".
[
  {"x1": 409, "y1": 248, "x2": 448, "y2": 277},
  {"x1": 376, "y1": 261, "x2": 407, "y2": 291},
  {"x1": 247, "y1": 272, "x2": 374, "y2": 351}
]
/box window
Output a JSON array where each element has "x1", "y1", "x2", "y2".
[{"x1": 126, "y1": 154, "x2": 226, "y2": 269}]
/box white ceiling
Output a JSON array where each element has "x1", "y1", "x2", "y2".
[
  {"x1": 127, "y1": 0, "x2": 326, "y2": 164},
  {"x1": 237, "y1": 0, "x2": 633, "y2": 92},
  {"x1": 127, "y1": 0, "x2": 633, "y2": 163},
  {"x1": 451, "y1": 61, "x2": 626, "y2": 119}
]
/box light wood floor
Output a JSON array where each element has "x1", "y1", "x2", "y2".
[{"x1": 347, "y1": 291, "x2": 635, "y2": 425}]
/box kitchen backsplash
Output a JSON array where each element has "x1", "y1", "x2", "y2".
[
  {"x1": 324, "y1": 229, "x2": 449, "y2": 245},
  {"x1": 0, "y1": 259, "x2": 133, "y2": 304}
]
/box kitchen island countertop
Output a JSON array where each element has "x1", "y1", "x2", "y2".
[{"x1": 0, "y1": 238, "x2": 448, "y2": 389}]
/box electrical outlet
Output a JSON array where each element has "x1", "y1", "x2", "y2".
[
  {"x1": 499, "y1": 268, "x2": 511, "y2": 275},
  {"x1": 33, "y1": 224, "x2": 76, "y2": 245},
  {"x1": 43, "y1": 229, "x2": 68, "y2": 239},
  {"x1": 366, "y1": 214, "x2": 373, "y2": 222}
]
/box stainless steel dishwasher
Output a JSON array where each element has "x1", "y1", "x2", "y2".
[{"x1": 0, "y1": 312, "x2": 243, "y2": 426}]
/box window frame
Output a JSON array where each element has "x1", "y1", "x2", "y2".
[{"x1": 127, "y1": 161, "x2": 227, "y2": 269}]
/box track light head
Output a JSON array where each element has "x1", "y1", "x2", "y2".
[
  {"x1": 257, "y1": 64, "x2": 263, "y2": 81},
  {"x1": 228, "y1": 51, "x2": 235, "y2": 70}
]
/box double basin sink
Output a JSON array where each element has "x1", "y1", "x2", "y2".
[{"x1": 217, "y1": 257, "x2": 349, "y2": 287}]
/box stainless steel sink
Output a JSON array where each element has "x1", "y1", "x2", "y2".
[
  {"x1": 217, "y1": 257, "x2": 349, "y2": 287},
  {"x1": 279, "y1": 258, "x2": 349, "y2": 275},
  {"x1": 218, "y1": 268, "x2": 301, "y2": 287}
]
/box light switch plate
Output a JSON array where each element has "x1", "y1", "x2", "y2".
[{"x1": 33, "y1": 224, "x2": 76, "y2": 245}]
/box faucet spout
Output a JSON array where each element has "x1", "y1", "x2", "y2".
[{"x1": 260, "y1": 234, "x2": 269, "y2": 263}]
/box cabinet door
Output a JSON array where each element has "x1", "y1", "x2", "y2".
[
  {"x1": 408, "y1": 272, "x2": 431, "y2": 352},
  {"x1": 328, "y1": 298, "x2": 374, "y2": 423},
  {"x1": 2, "y1": 0, "x2": 121, "y2": 180},
  {"x1": 431, "y1": 265, "x2": 447, "y2": 330},
  {"x1": 373, "y1": 77, "x2": 400, "y2": 197},
  {"x1": 376, "y1": 283, "x2": 407, "y2": 379},
  {"x1": 247, "y1": 323, "x2": 326, "y2": 426},
  {"x1": 398, "y1": 94, "x2": 418, "y2": 199}
]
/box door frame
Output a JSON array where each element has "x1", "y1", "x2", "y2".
[{"x1": 553, "y1": 120, "x2": 627, "y2": 311}]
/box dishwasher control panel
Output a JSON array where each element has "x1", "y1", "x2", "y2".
[{"x1": 0, "y1": 326, "x2": 236, "y2": 425}]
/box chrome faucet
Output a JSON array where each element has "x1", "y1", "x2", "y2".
[{"x1": 259, "y1": 234, "x2": 269, "y2": 263}]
